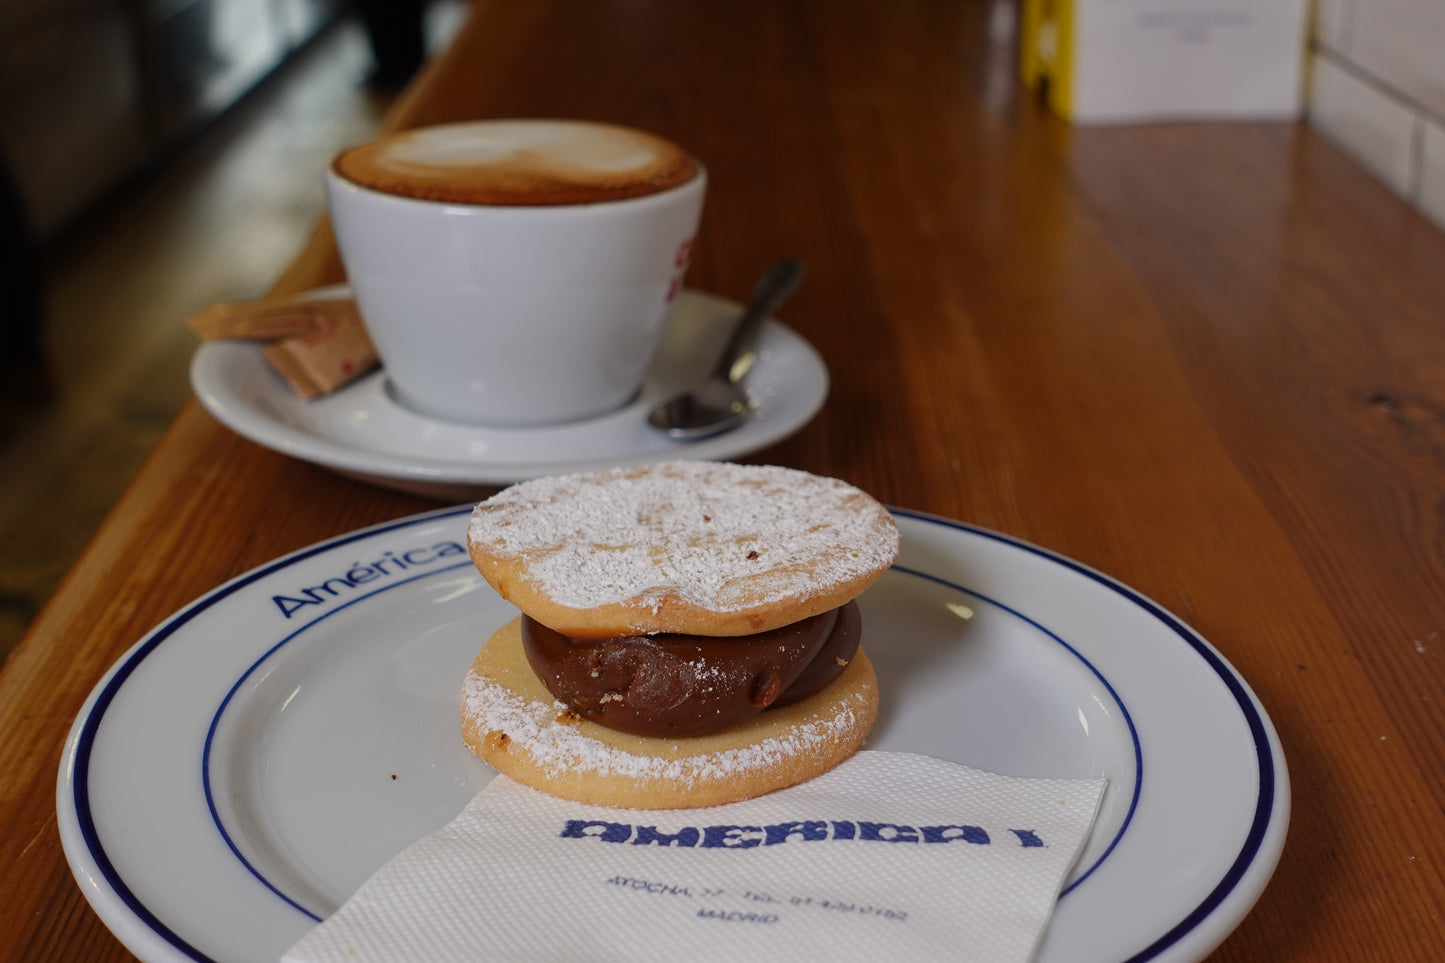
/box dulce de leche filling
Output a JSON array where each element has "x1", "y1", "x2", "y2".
[{"x1": 520, "y1": 602, "x2": 862, "y2": 738}]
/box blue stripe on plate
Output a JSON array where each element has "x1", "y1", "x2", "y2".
[
  {"x1": 891, "y1": 509, "x2": 1278, "y2": 963},
  {"x1": 70, "y1": 505, "x2": 472, "y2": 963},
  {"x1": 201, "y1": 558, "x2": 477, "y2": 922},
  {"x1": 205, "y1": 556, "x2": 1144, "y2": 916},
  {"x1": 889, "y1": 561, "x2": 1143, "y2": 895}
]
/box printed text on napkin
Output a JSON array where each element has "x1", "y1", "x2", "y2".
[{"x1": 284, "y1": 751, "x2": 1106, "y2": 963}]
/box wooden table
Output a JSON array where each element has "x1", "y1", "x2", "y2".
[{"x1": 4, "y1": 1, "x2": 1443, "y2": 959}]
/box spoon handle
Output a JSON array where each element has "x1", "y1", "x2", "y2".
[{"x1": 713, "y1": 258, "x2": 805, "y2": 384}]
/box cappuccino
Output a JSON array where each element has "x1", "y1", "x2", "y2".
[
  {"x1": 333, "y1": 120, "x2": 699, "y2": 206},
  {"x1": 324, "y1": 119, "x2": 707, "y2": 426}
]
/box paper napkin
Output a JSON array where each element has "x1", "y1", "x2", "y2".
[{"x1": 283, "y1": 751, "x2": 1105, "y2": 963}]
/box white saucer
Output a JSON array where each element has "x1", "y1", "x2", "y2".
[{"x1": 190, "y1": 287, "x2": 829, "y2": 497}]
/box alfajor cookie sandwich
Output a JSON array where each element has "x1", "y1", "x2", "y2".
[{"x1": 461, "y1": 460, "x2": 900, "y2": 809}]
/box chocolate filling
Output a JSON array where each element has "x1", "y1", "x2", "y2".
[{"x1": 520, "y1": 601, "x2": 862, "y2": 737}]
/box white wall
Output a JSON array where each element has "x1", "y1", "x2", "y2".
[{"x1": 1310, "y1": 0, "x2": 1445, "y2": 230}]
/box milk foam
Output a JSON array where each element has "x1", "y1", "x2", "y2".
[
  {"x1": 334, "y1": 120, "x2": 698, "y2": 205},
  {"x1": 379, "y1": 122, "x2": 668, "y2": 175}
]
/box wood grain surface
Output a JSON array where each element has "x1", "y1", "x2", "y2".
[{"x1": 4, "y1": 1, "x2": 1443, "y2": 960}]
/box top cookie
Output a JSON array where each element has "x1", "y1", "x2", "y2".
[{"x1": 466, "y1": 461, "x2": 900, "y2": 638}]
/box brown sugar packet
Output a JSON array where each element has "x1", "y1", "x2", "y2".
[
  {"x1": 187, "y1": 297, "x2": 380, "y2": 399},
  {"x1": 186, "y1": 298, "x2": 356, "y2": 341},
  {"x1": 260, "y1": 305, "x2": 379, "y2": 399}
]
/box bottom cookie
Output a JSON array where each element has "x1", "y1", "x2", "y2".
[{"x1": 461, "y1": 617, "x2": 879, "y2": 809}]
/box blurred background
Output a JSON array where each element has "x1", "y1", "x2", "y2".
[
  {"x1": 0, "y1": 0, "x2": 1441, "y2": 662},
  {"x1": 0, "y1": 0, "x2": 467, "y2": 658}
]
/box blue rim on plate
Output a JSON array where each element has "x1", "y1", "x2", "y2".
[
  {"x1": 894, "y1": 510, "x2": 1281, "y2": 960},
  {"x1": 60, "y1": 506, "x2": 1287, "y2": 963},
  {"x1": 67, "y1": 514, "x2": 439, "y2": 962}
]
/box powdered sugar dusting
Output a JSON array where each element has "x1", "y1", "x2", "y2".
[
  {"x1": 462, "y1": 669, "x2": 866, "y2": 785},
  {"x1": 468, "y1": 461, "x2": 899, "y2": 613}
]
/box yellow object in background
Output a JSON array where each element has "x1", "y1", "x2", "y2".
[
  {"x1": 1020, "y1": 0, "x2": 1308, "y2": 124},
  {"x1": 1020, "y1": 0, "x2": 1077, "y2": 118}
]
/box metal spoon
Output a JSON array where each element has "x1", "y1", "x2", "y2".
[{"x1": 647, "y1": 258, "x2": 805, "y2": 440}]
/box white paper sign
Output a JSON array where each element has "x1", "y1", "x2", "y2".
[
  {"x1": 1073, "y1": 0, "x2": 1308, "y2": 122},
  {"x1": 1023, "y1": 0, "x2": 1309, "y2": 124},
  {"x1": 284, "y1": 752, "x2": 1105, "y2": 963}
]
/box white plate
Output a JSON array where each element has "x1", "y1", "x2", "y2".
[
  {"x1": 58, "y1": 508, "x2": 1288, "y2": 963},
  {"x1": 190, "y1": 287, "x2": 829, "y2": 497}
]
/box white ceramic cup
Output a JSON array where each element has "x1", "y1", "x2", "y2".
[{"x1": 325, "y1": 121, "x2": 706, "y2": 427}]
